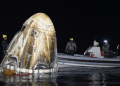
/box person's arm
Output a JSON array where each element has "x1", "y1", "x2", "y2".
[
  {"x1": 65, "y1": 42, "x2": 69, "y2": 52},
  {"x1": 2, "y1": 41, "x2": 8, "y2": 47},
  {"x1": 106, "y1": 44, "x2": 110, "y2": 51},
  {"x1": 102, "y1": 44, "x2": 106, "y2": 51},
  {"x1": 2, "y1": 41, "x2": 5, "y2": 47},
  {"x1": 74, "y1": 42, "x2": 77, "y2": 51},
  {"x1": 108, "y1": 44, "x2": 110, "y2": 50},
  {"x1": 117, "y1": 45, "x2": 119, "y2": 50}
]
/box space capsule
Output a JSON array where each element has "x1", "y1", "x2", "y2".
[{"x1": 1, "y1": 13, "x2": 57, "y2": 74}]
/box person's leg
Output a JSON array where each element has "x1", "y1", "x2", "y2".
[
  {"x1": 107, "y1": 52, "x2": 109, "y2": 58},
  {"x1": 67, "y1": 50, "x2": 70, "y2": 55},
  {"x1": 118, "y1": 50, "x2": 120, "y2": 58},
  {"x1": 105, "y1": 52, "x2": 109, "y2": 58},
  {"x1": 103, "y1": 52, "x2": 105, "y2": 57},
  {"x1": 104, "y1": 51, "x2": 108, "y2": 58},
  {"x1": 118, "y1": 50, "x2": 120, "y2": 56},
  {"x1": 71, "y1": 50, "x2": 74, "y2": 56},
  {"x1": 2, "y1": 49, "x2": 5, "y2": 57}
]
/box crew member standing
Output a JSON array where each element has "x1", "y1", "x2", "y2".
[
  {"x1": 2, "y1": 34, "x2": 8, "y2": 57},
  {"x1": 65, "y1": 38, "x2": 77, "y2": 56},
  {"x1": 102, "y1": 40, "x2": 110, "y2": 58},
  {"x1": 117, "y1": 44, "x2": 120, "y2": 56},
  {"x1": 93, "y1": 39, "x2": 99, "y2": 47}
]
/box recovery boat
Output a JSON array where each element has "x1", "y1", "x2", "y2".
[{"x1": 58, "y1": 46, "x2": 120, "y2": 68}]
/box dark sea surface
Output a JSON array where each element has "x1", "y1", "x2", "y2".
[{"x1": 0, "y1": 67, "x2": 120, "y2": 86}]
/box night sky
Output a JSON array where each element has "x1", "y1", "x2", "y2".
[{"x1": 0, "y1": 0, "x2": 120, "y2": 56}]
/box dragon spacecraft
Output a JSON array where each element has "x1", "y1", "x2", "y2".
[{"x1": 0, "y1": 13, "x2": 58, "y2": 75}]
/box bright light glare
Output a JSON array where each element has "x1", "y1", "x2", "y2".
[{"x1": 104, "y1": 40, "x2": 107, "y2": 42}]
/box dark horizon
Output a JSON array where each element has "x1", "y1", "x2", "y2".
[{"x1": 0, "y1": 1, "x2": 120, "y2": 55}]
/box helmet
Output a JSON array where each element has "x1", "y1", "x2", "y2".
[
  {"x1": 70, "y1": 38, "x2": 73, "y2": 41},
  {"x1": 2, "y1": 34, "x2": 7, "y2": 38}
]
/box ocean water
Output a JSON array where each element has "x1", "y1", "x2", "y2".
[{"x1": 0, "y1": 67, "x2": 120, "y2": 86}]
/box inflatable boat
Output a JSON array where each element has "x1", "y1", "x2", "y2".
[
  {"x1": 57, "y1": 46, "x2": 120, "y2": 68},
  {"x1": 57, "y1": 53, "x2": 120, "y2": 68}
]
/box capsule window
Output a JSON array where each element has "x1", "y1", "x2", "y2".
[
  {"x1": 21, "y1": 25, "x2": 26, "y2": 31},
  {"x1": 34, "y1": 32, "x2": 37, "y2": 35}
]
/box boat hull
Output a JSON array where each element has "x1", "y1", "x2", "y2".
[{"x1": 57, "y1": 53, "x2": 120, "y2": 68}]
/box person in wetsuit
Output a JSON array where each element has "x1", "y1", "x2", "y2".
[
  {"x1": 2, "y1": 34, "x2": 8, "y2": 57},
  {"x1": 65, "y1": 38, "x2": 77, "y2": 56},
  {"x1": 102, "y1": 40, "x2": 110, "y2": 58}
]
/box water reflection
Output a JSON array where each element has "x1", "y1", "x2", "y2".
[
  {"x1": 57, "y1": 67, "x2": 120, "y2": 86},
  {"x1": 1, "y1": 67, "x2": 120, "y2": 86},
  {"x1": 0, "y1": 73, "x2": 58, "y2": 86}
]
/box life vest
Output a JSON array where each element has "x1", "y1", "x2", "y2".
[{"x1": 68, "y1": 42, "x2": 73, "y2": 49}]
